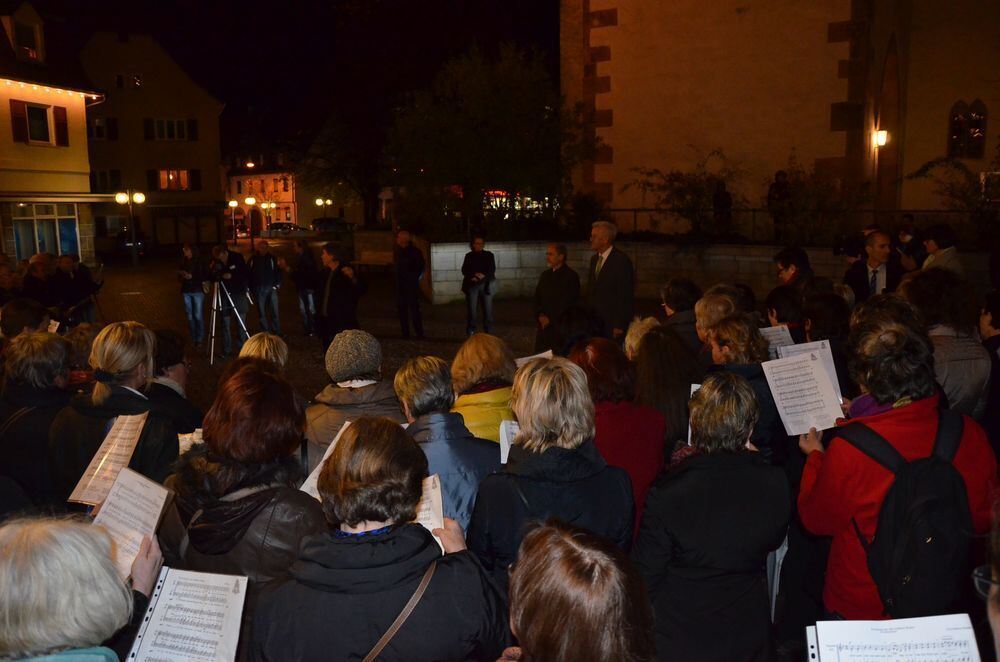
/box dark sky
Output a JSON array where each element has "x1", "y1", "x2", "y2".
[{"x1": 35, "y1": 0, "x2": 560, "y2": 150}]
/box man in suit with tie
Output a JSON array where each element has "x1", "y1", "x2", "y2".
[
  {"x1": 843, "y1": 230, "x2": 903, "y2": 304},
  {"x1": 586, "y1": 221, "x2": 634, "y2": 340}
]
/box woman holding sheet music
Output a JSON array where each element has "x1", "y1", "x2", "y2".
[
  {"x1": 48, "y1": 322, "x2": 179, "y2": 502},
  {"x1": 158, "y1": 363, "x2": 326, "y2": 658},
  {"x1": 250, "y1": 416, "x2": 509, "y2": 661}
]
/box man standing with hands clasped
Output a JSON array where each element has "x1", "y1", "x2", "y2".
[
  {"x1": 843, "y1": 230, "x2": 903, "y2": 304},
  {"x1": 586, "y1": 221, "x2": 634, "y2": 340},
  {"x1": 533, "y1": 243, "x2": 579, "y2": 351},
  {"x1": 461, "y1": 235, "x2": 496, "y2": 336}
]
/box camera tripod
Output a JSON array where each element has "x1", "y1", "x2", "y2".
[{"x1": 208, "y1": 281, "x2": 250, "y2": 365}]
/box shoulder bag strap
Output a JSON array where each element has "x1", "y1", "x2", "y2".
[
  {"x1": 836, "y1": 422, "x2": 906, "y2": 474},
  {"x1": 0, "y1": 406, "x2": 34, "y2": 438},
  {"x1": 932, "y1": 409, "x2": 964, "y2": 463},
  {"x1": 362, "y1": 561, "x2": 437, "y2": 662}
]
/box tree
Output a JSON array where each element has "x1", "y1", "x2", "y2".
[{"x1": 388, "y1": 44, "x2": 586, "y2": 231}]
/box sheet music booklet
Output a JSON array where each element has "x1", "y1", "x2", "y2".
[
  {"x1": 69, "y1": 412, "x2": 149, "y2": 506},
  {"x1": 128, "y1": 567, "x2": 247, "y2": 662},
  {"x1": 805, "y1": 613, "x2": 980, "y2": 661},
  {"x1": 92, "y1": 467, "x2": 170, "y2": 579}
]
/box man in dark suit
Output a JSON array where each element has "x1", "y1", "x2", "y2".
[
  {"x1": 461, "y1": 236, "x2": 496, "y2": 335},
  {"x1": 394, "y1": 229, "x2": 425, "y2": 339},
  {"x1": 534, "y1": 243, "x2": 580, "y2": 351},
  {"x1": 843, "y1": 230, "x2": 903, "y2": 304},
  {"x1": 315, "y1": 243, "x2": 367, "y2": 349},
  {"x1": 586, "y1": 221, "x2": 634, "y2": 340}
]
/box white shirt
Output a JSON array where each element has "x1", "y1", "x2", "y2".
[
  {"x1": 595, "y1": 246, "x2": 613, "y2": 276},
  {"x1": 867, "y1": 262, "x2": 887, "y2": 295}
]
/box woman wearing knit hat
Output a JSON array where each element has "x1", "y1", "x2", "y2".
[{"x1": 304, "y1": 330, "x2": 406, "y2": 469}]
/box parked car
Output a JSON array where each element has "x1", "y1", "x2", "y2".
[
  {"x1": 311, "y1": 217, "x2": 355, "y2": 235},
  {"x1": 265, "y1": 222, "x2": 310, "y2": 237}
]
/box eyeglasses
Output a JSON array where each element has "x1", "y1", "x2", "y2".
[{"x1": 972, "y1": 565, "x2": 1000, "y2": 600}]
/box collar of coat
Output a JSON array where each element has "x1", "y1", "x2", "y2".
[{"x1": 504, "y1": 438, "x2": 607, "y2": 481}]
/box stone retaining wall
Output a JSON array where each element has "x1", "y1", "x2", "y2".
[{"x1": 428, "y1": 241, "x2": 991, "y2": 304}]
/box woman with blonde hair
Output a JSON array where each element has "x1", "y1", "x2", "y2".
[
  {"x1": 450, "y1": 332, "x2": 516, "y2": 442},
  {"x1": 49, "y1": 321, "x2": 179, "y2": 500},
  {"x1": 0, "y1": 517, "x2": 162, "y2": 660},
  {"x1": 705, "y1": 314, "x2": 783, "y2": 463},
  {"x1": 624, "y1": 316, "x2": 660, "y2": 361},
  {"x1": 467, "y1": 357, "x2": 633, "y2": 589},
  {"x1": 239, "y1": 331, "x2": 289, "y2": 370}
]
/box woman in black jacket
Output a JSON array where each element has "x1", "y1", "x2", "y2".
[
  {"x1": 466, "y1": 357, "x2": 633, "y2": 591},
  {"x1": 48, "y1": 322, "x2": 179, "y2": 502},
  {"x1": 250, "y1": 416, "x2": 509, "y2": 661},
  {"x1": 159, "y1": 363, "x2": 326, "y2": 659},
  {"x1": 632, "y1": 372, "x2": 790, "y2": 662}
]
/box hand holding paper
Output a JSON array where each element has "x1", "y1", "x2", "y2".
[{"x1": 91, "y1": 467, "x2": 169, "y2": 579}]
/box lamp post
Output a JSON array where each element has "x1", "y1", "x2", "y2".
[
  {"x1": 314, "y1": 197, "x2": 333, "y2": 220},
  {"x1": 244, "y1": 196, "x2": 256, "y2": 250},
  {"x1": 115, "y1": 189, "x2": 146, "y2": 267},
  {"x1": 228, "y1": 200, "x2": 238, "y2": 245}
]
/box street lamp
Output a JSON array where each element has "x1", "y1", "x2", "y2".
[
  {"x1": 228, "y1": 200, "x2": 238, "y2": 244},
  {"x1": 314, "y1": 197, "x2": 334, "y2": 220},
  {"x1": 244, "y1": 196, "x2": 257, "y2": 250},
  {"x1": 115, "y1": 189, "x2": 146, "y2": 267}
]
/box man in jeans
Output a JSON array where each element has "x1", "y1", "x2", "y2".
[
  {"x1": 460, "y1": 236, "x2": 496, "y2": 335},
  {"x1": 280, "y1": 240, "x2": 318, "y2": 336},
  {"x1": 209, "y1": 244, "x2": 251, "y2": 356},
  {"x1": 248, "y1": 240, "x2": 282, "y2": 335}
]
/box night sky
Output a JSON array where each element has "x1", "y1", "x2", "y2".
[{"x1": 32, "y1": 0, "x2": 560, "y2": 151}]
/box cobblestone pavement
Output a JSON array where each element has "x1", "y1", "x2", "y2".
[{"x1": 95, "y1": 243, "x2": 529, "y2": 411}]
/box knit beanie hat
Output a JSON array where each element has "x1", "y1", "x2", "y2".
[{"x1": 325, "y1": 330, "x2": 382, "y2": 382}]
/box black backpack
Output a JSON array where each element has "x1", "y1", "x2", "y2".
[{"x1": 838, "y1": 409, "x2": 973, "y2": 618}]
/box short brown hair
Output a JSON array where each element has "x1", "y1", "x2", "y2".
[
  {"x1": 317, "y1": 416, "x2": 427, "y2": 527},
  {"x1": 689, "y1": 372, "x2": 760, "y2": 453},
  {"x1": 569, "y1": 337, "x2": 634, "y2": 402},
  {"x1": 203, "y1": 365, "x2": 304, "y2": 464},
  {"x1": 451, "y1": 333, "x2": 516, "y2": 394},
  {"x1": 708, "y1": 314, "x2": 769, "y2": 364},
  {"x1": 510, "y1": 521, "x2": 654, "y2": 662}
]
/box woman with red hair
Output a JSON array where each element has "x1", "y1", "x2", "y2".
[{"x1": 570, "y1": 338, "x2": 665, "y2": 537}]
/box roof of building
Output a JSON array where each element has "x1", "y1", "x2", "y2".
[{"x1": 0, "y1": 2, "x2": 99, "y2": 93}]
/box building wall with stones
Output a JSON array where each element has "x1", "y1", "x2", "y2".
[{"x1": 428, "y1": 240, "x2": 991, "y2": 305}]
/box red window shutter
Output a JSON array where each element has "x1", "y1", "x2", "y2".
[
  {"x1": 53, "y1": 106, "x2": 69, "y2": 146},
  {"x1": 9, "y1": 100, "x2": 28, "y2": 142}
]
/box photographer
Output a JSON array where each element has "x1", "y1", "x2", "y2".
[{"x1": 210, "y1": 244, "x2": 251, "y2": 357}]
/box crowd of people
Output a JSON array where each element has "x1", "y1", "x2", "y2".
[{"x1": 0, "y1": 218, "x2": 999, "y2": 661}]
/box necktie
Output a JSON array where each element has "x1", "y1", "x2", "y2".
[
  {"x1": 869, "y1": 267, "x2": 878, "y2": 296},
  {"x1": 595, "y1": 254, "x2": 605, "y2": 278}
]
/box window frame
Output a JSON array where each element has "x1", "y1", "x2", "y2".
[{"x1": 25, "y1": 103, "x2": 52, "y2": 144}]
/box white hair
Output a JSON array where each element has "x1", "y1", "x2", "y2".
[
  {"x1": 591, "y1": 220, "x2": 618, "y2": 242},
  {"x1": 624, "y1": 316, "x2": 660, "y2": 360},
  {"x1": 0, "y1": 518, "x2": 133, "y2": 658}
]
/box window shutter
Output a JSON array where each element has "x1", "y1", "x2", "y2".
[
  {"x1": 110, "y1": 169, "x2": 122, "y2": 190},
  {"x1": 107, "y1": 117, "x2": 119, "y2": 140},
  {"x1": 186, "y1": 118, "x2": 199, "y2": 141},
  {"x1": 53, "y1": 106, "x2": 69, "y2": 146},
  {"x1": 146, "y1": 169, "x2": 159, "y2": 191},
  {"x1": 9, "y1": 100, "x2": 28, "y2": 142},
  {"x1": 143, "y1": 118, "x2": 154, "y2": 140},
  {"x1": 190, "y1": 169, "x2": 202, "y2": 191},
  {"x1": 89, "y1": 172, "x2": 98, "y2": 192}
]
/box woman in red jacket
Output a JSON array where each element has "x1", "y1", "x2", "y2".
[
  {"x1": 798, "y1": 306, "x2": 997, "y2": 620},
  {"x1": 570, "y1": 337, "x2": 665, "y2": 538}
]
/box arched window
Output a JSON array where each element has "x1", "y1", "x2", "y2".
[{"x1": 948, "y1": 99, "x2": 988, "y2": 159}]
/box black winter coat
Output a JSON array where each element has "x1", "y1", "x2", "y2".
[
  {"x1": 632, "y1": 452, "x2": 790, "y2": 662},
  {"x1": 407, "y1": 411, "x2": 500, "y2": 532},
  {"x1": 48, "y1": 385, "x2": 179, "y2": 502},
  {"x1": 0, "y1": 385, "x2": 70, "y2": 508},
  {"x1": 467, "y1": 439, "x2": 633, "y2": 590},
  {"x1": 146, "y1": 381, "x2": 203, "y2": 434},
  {"x1": 249, "y1": 524, "x2": 509, "y2": 662}
]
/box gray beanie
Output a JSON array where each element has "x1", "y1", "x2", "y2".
[{"x1": 325, "y1": 330, "x2": 382, "y2": 382}]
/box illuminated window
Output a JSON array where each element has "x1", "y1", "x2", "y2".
[
  {"x1": 158, "y1": 169, "x2": 191, "y2": 191},
  {"x1": 948, "y1": 100, "x2": 988, "y2": 159}
]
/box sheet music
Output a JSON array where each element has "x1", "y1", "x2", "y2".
[
  {"x1": 178, "y1": 428, "x2": 204, "y2": 455},
  {"x1": 776, "y1": 340, "x2": 842, "y2": 402},
  {"x1": 92, "y1": 468, "x2": 169, "y2": 579},
  {"x1": 300, "y1": 421, "x2": 351, "y2": 499},
  {"x1": 759, "y1": 325, "x2": 794, "y2": 359},
  {"x1": 68, "y1": 412, "x2": 149, "y2": 506},
  {"x1": 499, "y1": 420, "x2": 519, "y2": 464},
  {"x1": 806, "y1": 626, "x2": 818, "y2": 661},
  {"x1": 762, "y1": 352, "x2": 842, "y2": 436},
  {"x1": 515, "y1": 349, "x2": 553, "y2": 368},
  {"x1": 687, "y1": 384, "x2": 701, "y2": 446},
  {"x1": 128, "y1": 567, "x2": 248, "y2": 662},
  {"x1": 813, "y1": 613, "x2": 980, "y2": 661},
  {"x1": 414, "y1": 474, "x2": 444, "y2": 552}
]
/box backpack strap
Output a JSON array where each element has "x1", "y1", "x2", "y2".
[
  {"x1": 836, "y1": 422, "x2": 907, "y2": 475},
  {"x1": 362, "y1": 561, "x2": 436, "y2": 662},
  {"x1": 931, "y1": 409, "x2": 964, "y2": 463}
]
